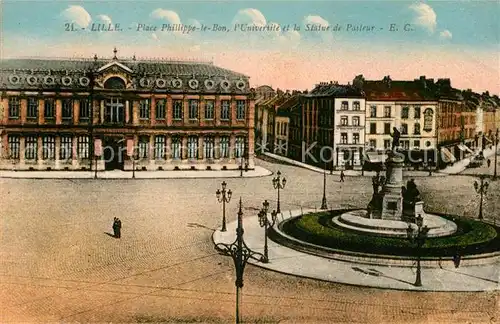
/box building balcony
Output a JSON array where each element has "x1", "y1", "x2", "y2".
[
  {"x1": 337, "y1": 142, "x2": 364, "y2": 147},
  {"x1": 336, "y1": 109, "x2": 366, "y2": 114},
  {"x1": 337, "y1": 124, "x2": 364, "y2": 129}
]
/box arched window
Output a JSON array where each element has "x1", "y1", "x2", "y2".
[
  {"x1": 104, "y1": 77, "x2": 126, "y2": 89},
  {"x1": 423, "y1": 108, "x2": 434, "y2": 131}
]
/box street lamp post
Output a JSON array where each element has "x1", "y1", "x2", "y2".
[
  {"x1": 494, "y1": 128, "x2": 498, "y2": 180},
  {"x1": 216, "y1": 181, "x2": 233, "y2": 232},
  {"x1": 272, "y1": 170, "x2": 286, "y2": 213},
  {"x1": 321, "y1": 163, "x2": 328, "y2": 210},
  {"x1": 474, "y1": 175, "x2": 489, "y2": 220},
  {"x1": 215, "y1": 198, "x2": 265, "y2": 324},
  {"x1": 406, "y1": 214, "x2": 429, "y2": 287},
  {"x1": 258, "y1": 200, "x2": 278, "y2": 263}
]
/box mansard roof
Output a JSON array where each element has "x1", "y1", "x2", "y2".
[
  {"x1": 0, "y1": 57, "x2": 250, "y2": 93},
  {"x1": 306, "y1": 83, "x2": 364, "y2": 98},
  {"x1": 0, "y1": 57, "x2": 247, "y2": 78},
  {"x1": 363, "y1": 80, "x2": 438, "y2": 101}
]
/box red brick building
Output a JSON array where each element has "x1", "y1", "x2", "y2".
[{"x1": 0, "y1": 51, "x2": 255, "y2": 171}]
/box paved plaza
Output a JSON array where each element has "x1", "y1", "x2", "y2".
[
  {"x1": 213, "y1": 211, "x2": 499, "y2": 292},
  {"x1": 0, "y1": 159, "x2": 499, "y2": 323}
]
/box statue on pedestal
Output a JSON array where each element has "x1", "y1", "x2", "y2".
[
  {"x1": 390, "y1": 127, "x2": 401, "y2": 151},
  {"x1": 402, "y1": 179, "x2": 422, "y2": 222}
]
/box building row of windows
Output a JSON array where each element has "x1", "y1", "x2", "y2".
[
  {"x1": 339, "y1": 101, "x2": 362, "y2": 110},
  {"x1": 7, "y1": 97, "x2": 247, "y2": 122},
  {"x1": 340, "y1": 116, "x2": 361, "y2": 126},
  {"x1": 7, "y1": 135, "x2": 90, "y2": 160},
  {"x1": 6, "y1": 135, "x2": 246, "y2": 160},
  {"x1": 8, "y1": 97, "x2": 91, "y2": 120},
  {"x1": 139, "y1": 99, "x2": 246, "y2": 121},
  {"x1": 367, "y1": 139, "x2": 432, "y2": 150},
  {"x1": 368, "y1": 122, "x2": 421, "y2": 135},
  {"x1": 339, "y1": 133, "x2": 361, "y2": 144},
  {"x1": 368, "y1": 106, "x2": 422, "y2": 119}
]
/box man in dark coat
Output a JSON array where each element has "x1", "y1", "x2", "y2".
[
  {"x1": 112, "y1": 217, "x2": 118, "y2": 237},
  {"x1": 116, "y1": 218, "x2": 122, "y2": 238}
]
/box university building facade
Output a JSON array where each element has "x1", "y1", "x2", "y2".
[{"x1": 0, "y1": 51, "x2": 255, "y2": 171}]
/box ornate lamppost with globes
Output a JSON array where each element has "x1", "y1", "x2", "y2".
[
  {"x1": 474, "y1": 175, "x2": 488, "y2": 220},
  {"x1": 406, "y1": 214, "x2": 429, "y2": 287},
  {"x1": 272, "y1": 170, "x2": 286, "y2": 213},
  {"x1": 216, "y1": 181, "x2": 232, "y2": 232},
  {"x1": 215, "y1": 198, "x2": 265, "y2": 324},
  {"x1": 258, "y1": 200, "x2": 278, "y2": 263}
]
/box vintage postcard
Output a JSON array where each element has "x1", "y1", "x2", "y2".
[{"x1": 0, "y1": 0, "x2": 498, "y2": 323}]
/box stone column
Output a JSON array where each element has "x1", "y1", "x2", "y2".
[
  {"x1": 215, "y1": 97, "x2": 221, "y2": 126},
  {"x1": 19, "y1": 136, "x2": 26, "y2": 168},
  {"x1": 149, "y1": 135, "x2": 155, "y2": 166},
  {"x1": 182, "y1": 136, "x2": 188, "y2": 160},
  {"x1": 198, "y1": 135, "x2": 204, "y2": 160},
  {"x1": 183, "y1": 98, "x2": 189, "y2": 124},
  {"x1": 125, "y1": 100, "x2": 130, "y2": 123},
  {"x1": 92, "y1": 99, "x2": 99, "y2": 124},
  {"x1": 55, "y1": 136, "x2": 61, "y2": 169},
  {"x1": 150, "y1": 96, "x2": 156, "y2": 126},
  {"x1": 230, "y1": 134, "x2": 236, "y2": 160},
  {"x1": 100, "y1": 100, "x2": 105, "y2": 124},
  {"x1": 38, "y1": 98, "x2": 45, "y2": 124},
  {"x1": 72, "y1": 136, "x2": 78, "y2": 167},
  {"x1": 166, "y1": 135, "x2": 172, "y2": 161},
  {"x1": 73, "y1": 99, "x2": 80, "y2": 124},
  {"x1": 166, "y1": 97, "x2": 173, "y2": 126},
  {"x1": 1, "y1": 97, "x2": 8, "y2": 124},
  {"x1": 133, "y1": 100, "x2": 139, "y2": 125},
  {"x1": 37, "y1": 137, "x2": 43, "y2": 167},
  {"x1": 20, "y1": 98, "x2": 27, "y2": 124},
  {"x1": 214, "y1": 135, "x2": 221, "y2": 160},
  {"x1": 199, "y1": 99, "x2": 205, "y2": 127},
  {"x1": 2, "y1": 134, "x2": 8, "y2": 159},
  {"x1": 231, "y1": 98, "x2": 236, "y2": 126},
  {"x1": 55, "y1": 99, "x2": 62, "y2": 125}
]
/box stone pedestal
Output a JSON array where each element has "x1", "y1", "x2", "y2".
[{"x1": 381, "y1": 152, "x2": 404, "y2": 221}]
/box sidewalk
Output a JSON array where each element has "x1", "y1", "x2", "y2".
[
  {"x1": 0, "y1": 166, "x2": 272, "y2": 179},
  {"x1": 262, "y1": 152, "x2": 446, "y2": 177},
  {"x1": 212, "y1": 210, "x2": 499, "y2": 292},
  {"x1": 440, "y1": 146, "x2": 498, "y2": 174}
]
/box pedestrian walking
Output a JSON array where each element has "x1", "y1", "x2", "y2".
[
  {"x1": 112, "y1": 217, "x2": 122, "y2": 238},
  {"x1": 340, "y1": 170, "x2": 345, "y2": 182},
  {"x1": 452, "y1": 250, "x2": 461, "y2": 268},
  {"x1": 116, "y1": 218, "x2": 122, "y2": 238},
  {"x1": 487, "y1": 159, "x2": 491, "y2": 168},
  {"x1": 112, "y1": 217, "x2": 119, "y2": 237}
]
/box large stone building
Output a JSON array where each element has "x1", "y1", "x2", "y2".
[
  {"x1": 354, "y1": 75, "x2": 438, "y2": 168},
  {"x1": 0, "y1": 50, "x2": 255, "y2": 171},
  {"x1": 288, "y1": 82, "x2": 365, "y2": 169}
]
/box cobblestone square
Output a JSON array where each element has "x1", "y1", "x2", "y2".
[{"x1": 0, "y1": 159, "x2": 498, "y2": 323}]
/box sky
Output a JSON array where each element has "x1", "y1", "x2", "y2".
[{"x1": 1, "y1": 0, "x2": 499, "y2": 94}]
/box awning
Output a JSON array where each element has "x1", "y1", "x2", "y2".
[
  {"x1": 365, "y1": 152, "x2": 388, "y2": 163},
  {"x1": 457, "y1": 144, "x2": 467, "y2": 152},
  {"x1": 463, "y1": 145, "x2": 474, "y2": 154},
  {"x1": 440, "y1": 147, "x2": 456, "y2": 163}
]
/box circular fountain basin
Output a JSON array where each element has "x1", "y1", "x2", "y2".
[{"x1": 333, "y1": 210, "x2": 458, "y2": 238}]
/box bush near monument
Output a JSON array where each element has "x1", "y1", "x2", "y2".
[{"x1": 281, "y1": 210, "x2": 499, "y2": 257}]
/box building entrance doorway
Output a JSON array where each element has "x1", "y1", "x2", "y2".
[{"x1": 103, "y1": 137, "x2": 125, "y2": 170}]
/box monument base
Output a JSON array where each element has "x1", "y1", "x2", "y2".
[{"x1": 333, "y1": 210, "x2": 458, "y2": 238}]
